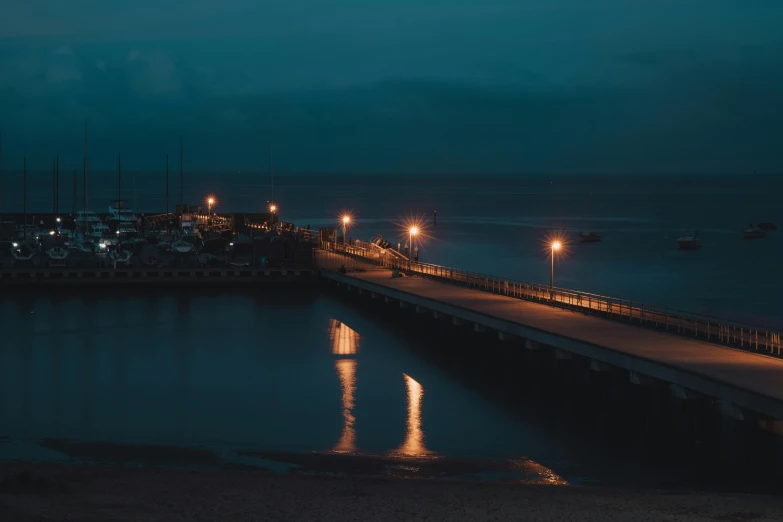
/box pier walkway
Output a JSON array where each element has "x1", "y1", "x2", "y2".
[{"x1": 315, "y1": 249, "x2": 783, "y2": 423}]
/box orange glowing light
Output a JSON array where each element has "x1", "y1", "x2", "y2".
[
  {"x1": 552, "y1": 240, "x2": 561, "y2": 251},
  {"x1": 269, "y1": 204, "x2": 277, "y2": 213},
  {"x1": 409, "y1": 226, "x2": 419, "y2": 236},
  {"x1": 329, "y1": 319, "x2": 360, "y2": 355},
  {"x1": 343, "y1": 215, "x2": 351, "y2": 225},
  {"x1": 333, "y1": 358, "x2": 358, "y2": 453},
  {"x1": 394, "y1": 374, "x2": 431, "y2": 456}
]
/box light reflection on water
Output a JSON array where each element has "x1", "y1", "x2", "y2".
[
  {"x1": 394, "y1": 373, "x2": 432, "y2": 457},
  {"x1": 0, "y1": 289, "x2": 567, "y2": 484}
]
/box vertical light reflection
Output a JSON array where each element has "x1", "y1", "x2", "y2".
[
  {"x1": 396, "y1": 373, "x2": 431, "y2": 456},
  {"x1": 329, "y1": 319, "x2": 360, "y2": 355},
  {"x1": 332, "y1": 359, "x2": 358, "y2": 453},
  {"x1": 329, "y1": 319, "x2": 360, "y2": 453}
]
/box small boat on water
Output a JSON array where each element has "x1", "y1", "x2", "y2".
[
  {"x1": 75, "y1": 211, "x2": 101, "y2": 226},
  {"x1": 10, "y1": 241, "x2": 37, "y2": 262},
  {"x1": 89, "y1": 222, "x2": 111, "y2": 239},
  {"x1": 107, "y1": 200, "x2": 137, "y2": 223},
  {"x1": 45, "y1": 246, "x2": 69, "y2": 267},
  {"x1": 758, "y1": 222, "x2": 777, "y2": 231},
  {"x1": 743, "y1": 224, "x2": 765, "y2": 239},
  {"x1": 579, "y1": 232, "x2": 602, "y2": 243},
  {"x1": 171, "y1": 239, "x2": 195, "y2": 253},
  {"x1": 107, "y1": 248, "x2": 133, "y2": 265},
  {"x1": 677, "y1": 230, "x2": 701, "y2": 250}
]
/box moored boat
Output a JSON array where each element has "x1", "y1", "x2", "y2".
[
  {"x1": 579, "y1": 231, "x2": 602, "y2": 243},
  {"x1": 677, "y1": 230, "x2": 701, "y2": 250},
  {"x1": 743, "y1": 224, "x2": 765, "y2": 239}
]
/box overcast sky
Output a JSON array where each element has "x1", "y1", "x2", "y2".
[{"x1": 1, "y1": 1, "x2": 782, "y2": 174}]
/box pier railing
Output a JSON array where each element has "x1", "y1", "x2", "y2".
[{"x1": 316, "y1": 242, "x2": 783, "y2": 358}]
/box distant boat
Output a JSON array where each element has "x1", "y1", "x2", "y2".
[
  {"x1": 677, "y1": 230, "x2": 701, "y2": 250},
  {"x1": 579, "y1": 194, "x2": 602, "y2": 243},
  {"x1": 107, "y1": 200, "x2": 137, "y2": 223},
  {"x1": 743, "y1": 224, "x2": 765, "y2": 239},
  {"x1": 171, "y1": 239, "x2": 195, "y2": 253},
  {"x1": 579, "y1": 232, "x2": 602, "y2": 243},
  {"x1": 758, "y1": 222, "x2": 777, "y2": 231}
]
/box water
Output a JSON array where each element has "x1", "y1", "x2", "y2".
[
  {"x1": 3, "y1": 171, "x2": 780, "y2": 326},
  {"x1": 1, "y1": 287, "x2": 602, "y2": 482}
]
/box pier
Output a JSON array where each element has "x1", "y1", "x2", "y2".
[{"x1": 315, "y1": 247, "x2": 783, "y2": 473}]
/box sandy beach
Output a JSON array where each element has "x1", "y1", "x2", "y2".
[{"x1": 2, "y1": 461, "x2": 782, "y2": 522}]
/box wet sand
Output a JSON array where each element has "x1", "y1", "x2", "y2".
[{"x1": 2, "y1": 461, "x2": 782, "y2": 522}]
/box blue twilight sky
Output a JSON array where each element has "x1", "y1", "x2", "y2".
[{"x1": 0, "y1": 1, "x2": 782, "y2": 175}]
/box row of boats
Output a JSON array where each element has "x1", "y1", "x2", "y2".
[
  {"x1": 579, "y1": 222, "x2": 777, "y2": 250},
  {"x1": 4, "y1": 200, "x2": 242, "y2": 267}
]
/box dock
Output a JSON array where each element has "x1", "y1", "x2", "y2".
[{"x1": 315, "y1": 247, "x2": 783, "y2": 471}]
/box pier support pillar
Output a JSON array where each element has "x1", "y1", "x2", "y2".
[
  {"x1": 555, "y1": 349, "x2": 572, "y2": 360},
  {"x1": 474, "y1": 323, "x2": 486, "y2": 333},
  {"x1": 629, "y1": 371, "x2": 653, "y2": 385},
  {"x1": 399, "y1": 301, "x2": 408, "y2": 309},
  {"x1": 590, "y1": 360, "x2": 610, "y2": 372},
  {"x1": 452, "y1": 317, "x2": 463, "y2": 326},
  {"x1": 433, "y1": 311, "x2": 442, "y2": 320},
  {"x1": 384, "y1": 296, "x2": 391, "y2": 304},
  {"x1": 415, "y1": 305, "x2": 427, "y2": 314},
  {"x1": 497, "y1": 331, "x2": 516, "y2": 341},
  {"x1": 524, "y1": 339, "x2": 540, "y2": 350}
]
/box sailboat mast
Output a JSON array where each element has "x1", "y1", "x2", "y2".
[
  {"x1": 23, "y1": 156, "x2": 27, "y2": 240},
  {"x1": 165, "y1": 153, "x2": 169, "y2": 214},
  {"x1": 72, "y1": 171, "x2": 76, "y2": 215},
  {"x1": 0, "y1": 131, "x2": 3, "y2": 223},
  {"x1": 52, "y1": 158, "x2": 56, "y2": 213},
  {"x1": 179, "y1": 135, "x2": 183, "y2": 208},
  {"x1": 118, "y1": 152, "x2": 122, "y2": 249},
  {"x1": 84, "y1": 122, "x2": 89, "y2": 233},
  {"x1": 56, "y1": 156, "x2": 59, "y2": 214},
  {"x1": 270, "y1": 146, "x2": 274, "y2": 204}
]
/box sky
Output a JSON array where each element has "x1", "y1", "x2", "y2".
[{"x1": 1, "y1": 1, "x2": 782, "y2": 175}]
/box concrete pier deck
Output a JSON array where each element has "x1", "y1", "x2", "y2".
[{"x1": 321, "y1": 266, "x2": 783, "y2": 422}]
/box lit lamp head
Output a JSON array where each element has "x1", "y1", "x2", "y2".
[
  {"x1": 410, "y1": 226, "x2": 419, "y2": 236},
  {"x1": 207, "y1": 197, "x2": 215, "y2": 206},
  {"x1": 270, "y1": 204, "x2": 277, "y2": 213},
  {"x1": 49, "y1": 230, "x2": 55, "y2": 236},
  {"x1": 342, "y1": 215, "x2": 350, "y2": 225},
  {"x1": 56, "y1": 217, "x2": 61, "y2": 223},
  {"x1": 552, "y1": 240, "x2": 562, "y2": 252}
]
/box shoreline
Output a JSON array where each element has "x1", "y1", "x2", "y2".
[{"x1": 2, "y1": 460, "x2": 782, "y2": 521}]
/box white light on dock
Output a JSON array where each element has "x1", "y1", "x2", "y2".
[
  {"x1": 49, "y1": 230, "x2": 55, "y2": 235},
  {"x1": 12, "y1": 242, "x2": 18, "y2": 248}
]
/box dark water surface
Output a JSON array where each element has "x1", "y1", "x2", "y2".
[{"x1": 1, "y1": 286, "x2": 615, "y2": 484}]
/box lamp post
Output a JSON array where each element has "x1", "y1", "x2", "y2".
[
  {"x1": 409, "y1": 226, "x2": 419, "y2": 268},
  {"x1": 550, "y1": 240, "x2": 561, "y2": 301},
  {"x1": 207, "y1": 197, "x2": 214, "y2": 215},
  {"x1": 342, "y1": 215, "x2": 350, "y2": 249}
]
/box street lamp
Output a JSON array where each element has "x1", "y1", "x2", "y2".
[
  {"x1": 409, "y1": 226, "x2": 419, "y2": 266},
  {"x1": 550, "y1": 240, "x2": 562, "y2": 300},
  {"x1": 207, "y1": 197, "x2": 215, "y2": 215},
  {"x1": 343, "y1": 214, "x2": 351, "y2": 244}
]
